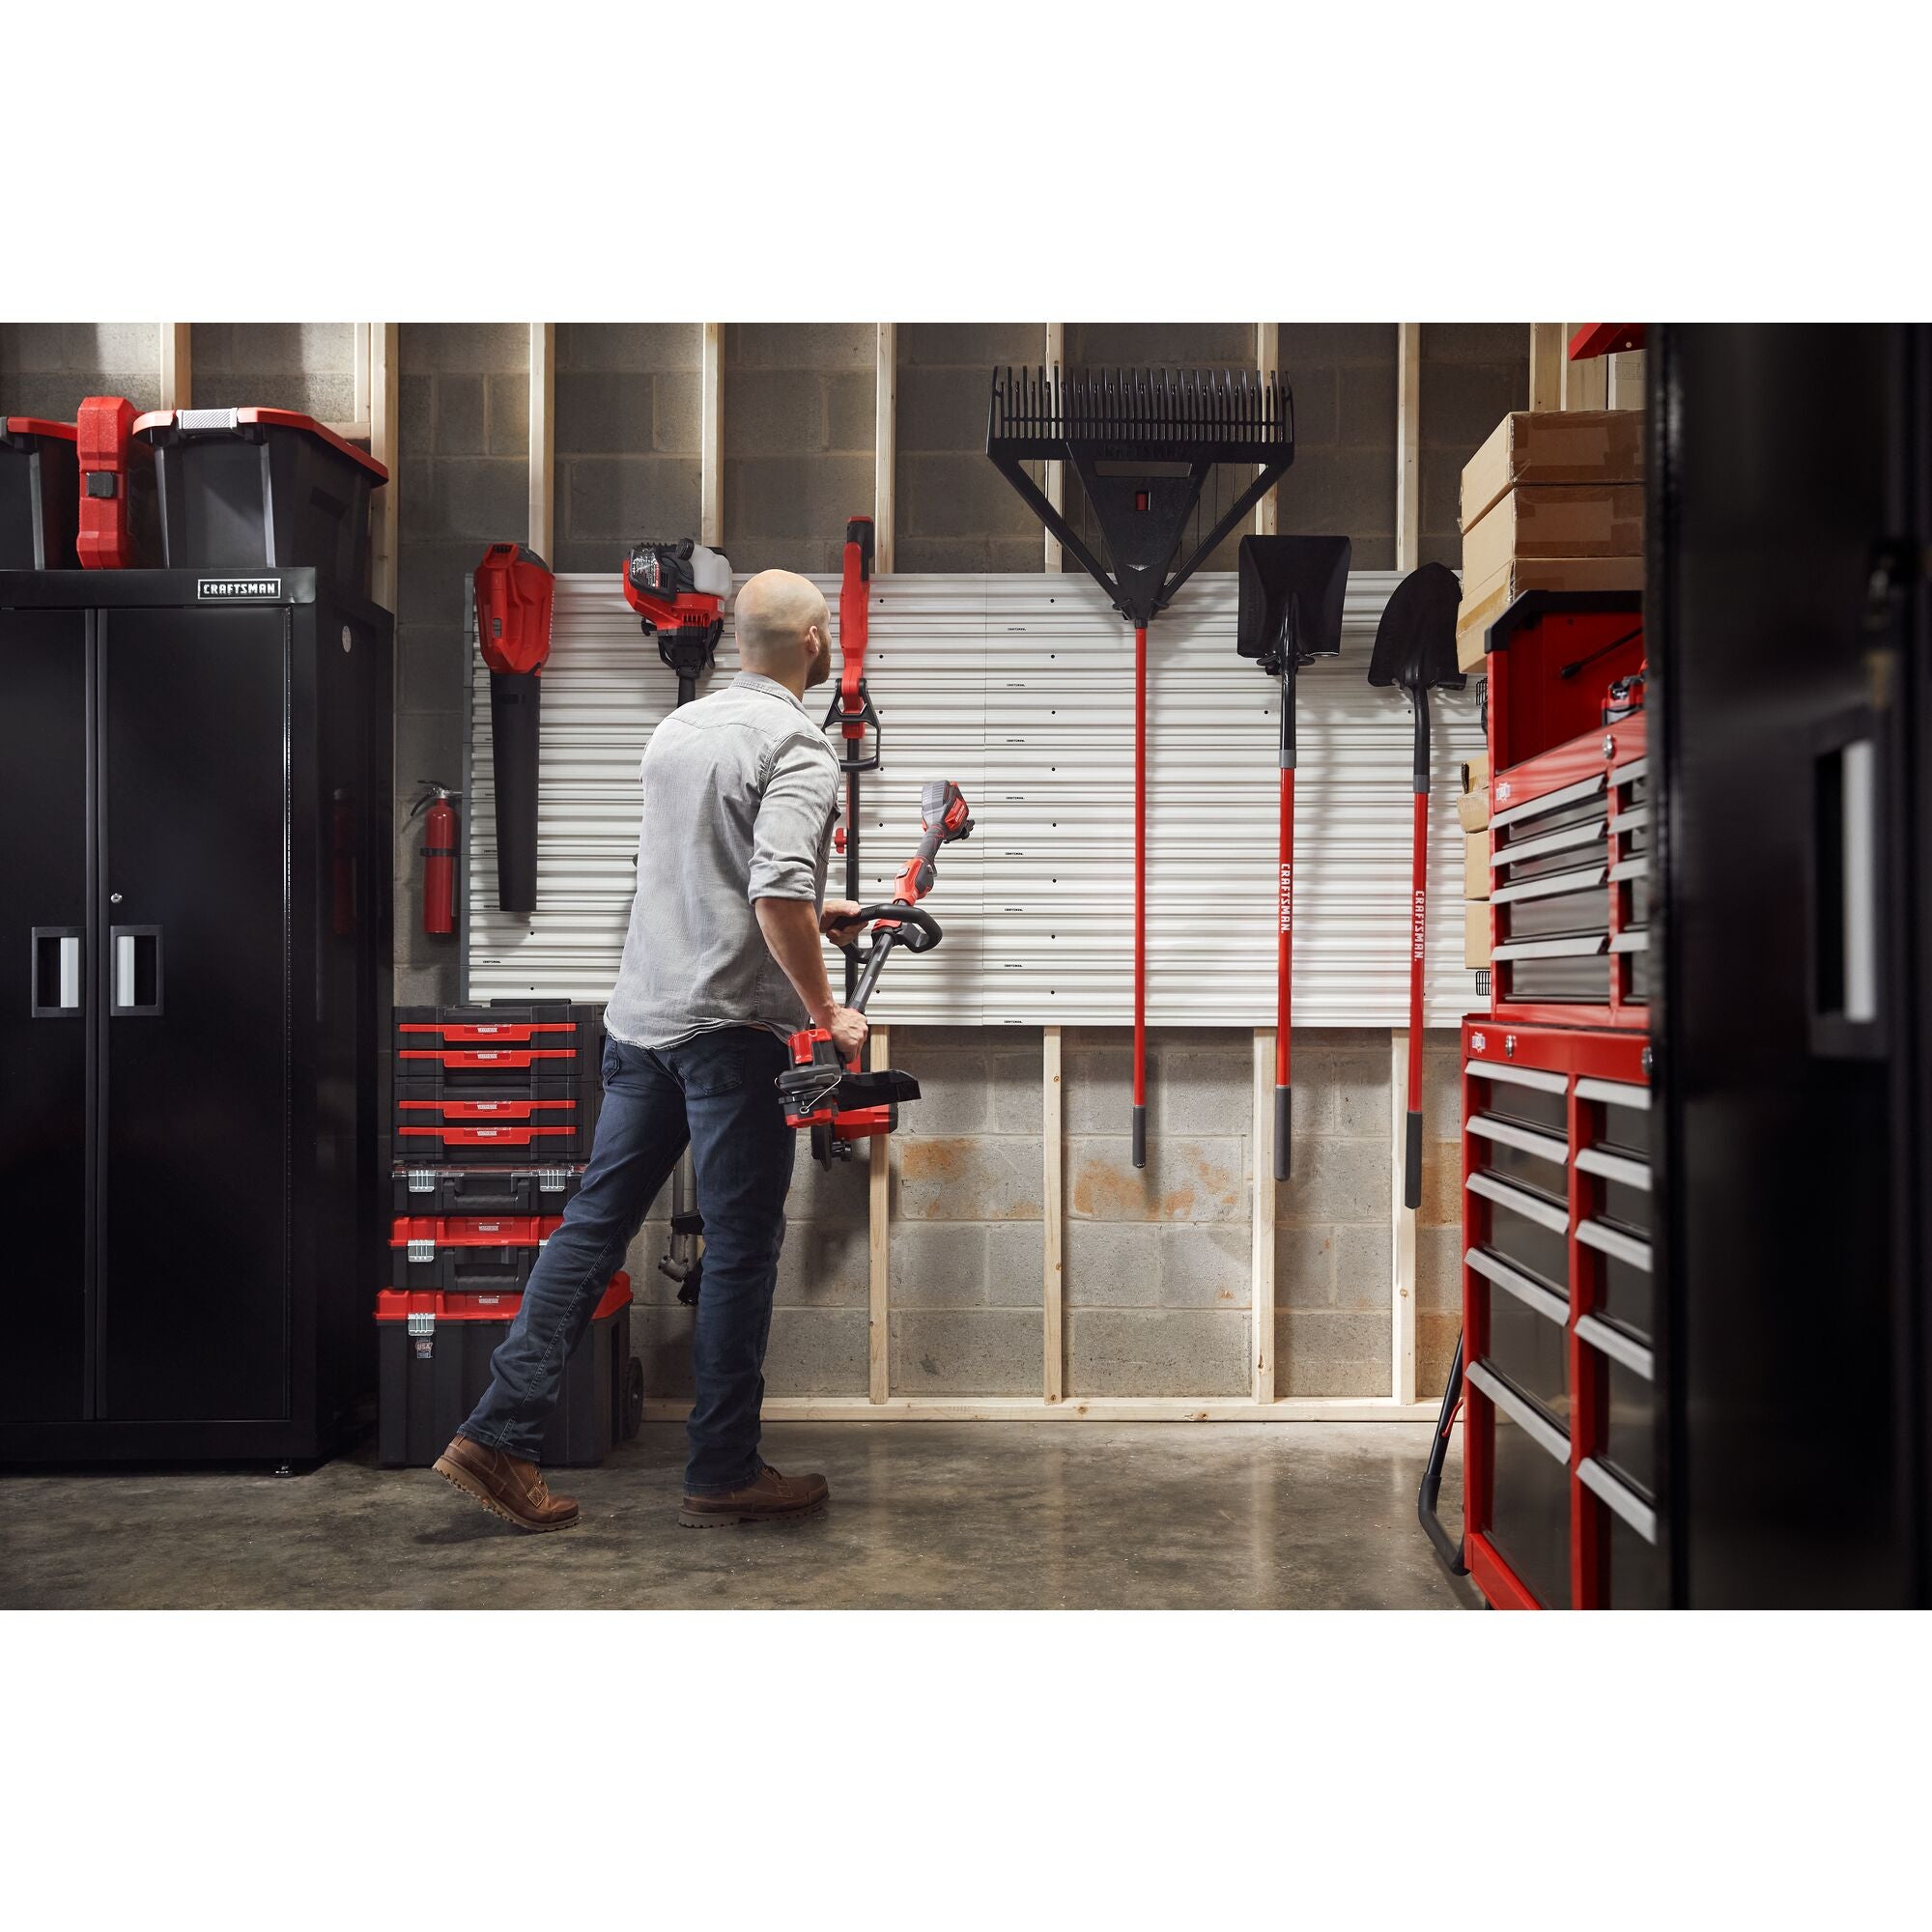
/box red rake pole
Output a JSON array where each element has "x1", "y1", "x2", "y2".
[{"x1": 1133, "y1": 622, "x2": 1149, "y2": 1168}]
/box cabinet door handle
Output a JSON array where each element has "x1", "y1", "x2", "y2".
[
  {"x1": 109, "y1": 924, "x2": 163, "y2": 1016},
  {"x1": 31, "y1": 927, "x2": 84, "y2": 1017},
  {"x1": 1809, "y1": 707, "x2": 1884, "y2": 1056}
]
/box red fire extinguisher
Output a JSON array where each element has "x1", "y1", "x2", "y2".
[{"x1": 411, "y1": 781, "x2": 460, "y2": 936}]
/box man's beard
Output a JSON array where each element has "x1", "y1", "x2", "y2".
[{"x1": 806, "y1": 646, "x2": 832, "y2": 689}]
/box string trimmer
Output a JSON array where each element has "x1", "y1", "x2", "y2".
[
  {"x1": 780, "y1": 781, "x2": 974, "y2": 1168},
  {"x1": 987, "y1": 366, "x2": 1294, "y2": 1166}
]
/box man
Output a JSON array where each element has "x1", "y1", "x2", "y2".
[{"x1": 434, "y1": 569, "x2": 869, "y2": 1533}]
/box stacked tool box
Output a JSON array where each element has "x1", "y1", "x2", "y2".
[
  {"x1": 1455, "y1": 412, "x2": 1659, "y2": 1609},
  {"x1": 380, "y1": 1000, "x2": 640, "y2": 1465}
]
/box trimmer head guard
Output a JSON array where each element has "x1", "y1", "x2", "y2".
[
  {"x1": 1237, "y1": 534, "x2": 1352, "y2": 668},
  {"x1": 1367, "y1": 560, "x2": 1464, "y2": 695}
]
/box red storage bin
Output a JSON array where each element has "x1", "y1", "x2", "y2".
[{"x1": 1, "y1": 417, "x2": 80, "y2": 568}]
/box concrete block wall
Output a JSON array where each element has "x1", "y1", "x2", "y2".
[
  {"x1": 0, "y1": 324, "x2": 163, "y2": 418},
  {"x1": 553, "y1": 324, "x2": 701, "y2": 576},
  {"x1": 1419, "y1": 324, "x2": 1530, "y2": 570},
  {"x1": 1273, "y1": 324, "x2": 1400, "y2": 570},
  {"x1": 896, "y1": 323, "x2": 1048, "y2": 573},
  {"x1": 393, "y1": 324, "x2": 532, "y2": 1002},
  {"x1": 723, "y1": 324, "x2": 876, "y2": 575},
  {"x1": 1062, "y1": 323, "x2": 1258, "y2": 578},
  {"x1": 188, "y1": 324, "x2": 355, "y2": 421},
  {"x1": 888, "y1": 1026, "x2": 1044, "y2": 1394}
]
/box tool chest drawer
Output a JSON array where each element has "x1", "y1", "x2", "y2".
[
  {"x1": 391, "y1": 1165, "x2": 586, "y2": 1216},
  {"x1": 1498, "y1": 948, "x2": 1611, "y2": 1006},
  {"x1": 1465, "y1": 1111, "x2": 1568, "y2": 1195},
  {"x1": 1467, "y1": 1171, "x2": 1570, "y2": 1293},
  {"x1": 1579, "y1": 1216, "x2": 1652, "y2": 1342},
  {"x1": 1577, "y1": 1145, "x2": 1651, "y2": 1239},
  {"x1": 393, "y1": 1094, "x2": 599, "y2": 1162},
  {"x1": 1469, "y1": 1360, "x2": 1573, "y2": 1610},
  {"x1": 1464, "y1": 1059, "x2": 1568, "y2": 1135},
  {"x1": 387, "y1": 1215, "x2": 561, "y2": 1293},
  {"x1": 394, "y1": 1056, "x2": 598, "y2": 1101},
  {"x1": 1494, "y1": 864, "x2": 1610, "y2": 943},
  {"x1": 1483, "y1": 1283, "x2": 1570, "y2": 1427},
  {"x1": 393, "y1": 1000, "x2": 603, "y2": 1052}
]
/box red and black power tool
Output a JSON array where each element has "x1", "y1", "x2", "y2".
[
  {"x1": 779, "y1": 780, "x2": 975, "y2": 1167},
  {"x1": 473, "y1": 543, "x2": 554, "y2": 915},
  {"x1": 623, "y1": 538, "x2": 731, "y2": 704}
]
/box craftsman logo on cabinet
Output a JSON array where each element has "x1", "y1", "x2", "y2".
[{"x1": 196, "y1": 577, "x2": 281, "y2": 600}]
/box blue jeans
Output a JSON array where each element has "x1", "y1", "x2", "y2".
[{"x1": 459, "y1": 1025, "x2": 796, "y2": 1494}]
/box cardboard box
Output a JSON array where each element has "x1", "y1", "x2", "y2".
[
  {"x1": 1461, "y1": 410, "x2": 1646, "y2": 533},
  {"x1": 1458, "y1": 784, "x2": 1490, "y2": 834},
  {"x1": 1461, "y1": 483, "x2": 1644, "y2": 591},
  {"x1": 1455, "y1": 554, "x2": 1648, "y2": 672},
  {"x1": 1463, "y1": 901, "x2": 1492, "y2": 970},
  {"x1": 1461, "y1": 750, "x2": 1490, "y2": 794},
  {"x1": 1463, "y1": 830, "x2": 1490, "y2": 900}
]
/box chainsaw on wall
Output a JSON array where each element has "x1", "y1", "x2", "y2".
[{"x1": 779, "y1": 779, "x2": 973, "y2": 1168}]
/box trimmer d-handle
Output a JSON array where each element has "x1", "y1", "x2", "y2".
[{"x1": 779, "y1": 781, "x2": 974, "y2": 1166}]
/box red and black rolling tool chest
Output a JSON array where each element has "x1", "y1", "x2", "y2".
[
  {"x1": 375, "y1": 1272, "x2": 640, "y2": 1468},
  {"x1": 1453, "y1": 586, "x2": 1660, "y2": 1610},
  {"x1": 388, "y1": 1215, "x2": 564, "y2": 1293},
  {"x1": 132, "y1": 407, "x2": 387, "y2": 591},
  {"x1": 1, "y1": 417, "x2": 80, "y2": 568}
]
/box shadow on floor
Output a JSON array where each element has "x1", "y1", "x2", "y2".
[{"x1": 0, "y1": 1421, "x2": 1478, "y2": 1610}]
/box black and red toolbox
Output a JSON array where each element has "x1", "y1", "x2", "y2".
[
  {"x1": 1, "y1": 417, "x2": 80, "y2": 568},
  {"x1": 132, "y1": 406, "x2": 388, "y2": 589},
  {"x1": 388, "y1": 1214, "x2": 564, "y2": 1293},
  {"x1": 391, "y1": 1164, "x2": 586, "y2": 1216},
  {"x1": 393, "y1": 1000, "x2": 604, "y2": 1160},
  {"x1": 376, "y1": 1271, "x2": 640, "y2": 1467}
]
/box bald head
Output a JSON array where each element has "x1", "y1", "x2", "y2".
[{"x1": 734, "y1": 569, "x2": 833, "y2": 693}]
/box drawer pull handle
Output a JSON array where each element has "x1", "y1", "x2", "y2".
[
  {"x1": 1577, "y1": 1146, "x2": 1650, "y2": 1191},
  {"x1": 1466, "y1": 1171, "x2": 1571, "y2": 1234},
  {"x1": 1466, "y1": 1360, "x2": 1570, "y2": 1464},
  {"x1": 1467, "y1": 1114, "x2": 1569, "y2": 1165},
  {"x1": 1577, "y1": 1217, "x2": 1651, "y2": 1271},
  {"x1": 1465, "y1": 1246, "x2": 1568, "y2": 1325},
  {"x1": 1578, "y1": 1456, "x2": 1658, "y2": 1544},
  {"x1": 1575, "y1": 1313, "x2": 1655, "y2": 1380}
]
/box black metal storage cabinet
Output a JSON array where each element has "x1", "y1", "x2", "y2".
[
  {"x1": 0, "y1": 568, "x2": 391, "y2": 1463},
  {"x1": 1651, "y1": 324, "x2": 1932, "y2": 1605}
]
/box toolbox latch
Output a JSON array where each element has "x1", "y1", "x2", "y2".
[
  {"x1": 406, "y1": 1169, "x2": 437, "y2": 1194},
  {"x1": 406, "y1": 1311, "x2": 436, "y2": 1338},
  {"x1": 407, "y1": 1238, "x2": 436, "y2": 1264},
  {"x1": 537, "y1": 1168, "x2": 568, "y2": 1193}
]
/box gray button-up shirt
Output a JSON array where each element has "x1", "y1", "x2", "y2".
[{"x1": 604, "y1": 671, "x2": 839, "y2": 1049}]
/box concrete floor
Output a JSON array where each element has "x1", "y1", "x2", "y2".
[{"x1": 1, "y1": 1421, "x2": 1477, "y2": 1610}]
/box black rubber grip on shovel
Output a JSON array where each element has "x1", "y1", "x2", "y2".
[
  {"x1": 1274, "y1": 1086, "x2": 1292, "y2": 1182},
  {"x1": 1132, "y1": 1104, "x2": 1147, "y2": 1170},
  {"x1": 1404, "y1": 1109, "x2": 1423, "y2": 1210}
]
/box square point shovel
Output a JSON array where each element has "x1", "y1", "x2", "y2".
[
  {"x1": 1367, "y1": 561, "x2": 1464, "y2": 1208},
  {"x1": 1236, "y1": 533, "x2": 1351, "y2": 1180}
]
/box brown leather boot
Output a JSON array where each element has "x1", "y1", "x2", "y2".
[
  {"x1": 433, "y1": 1435, "x2": 580, "y2": 1533},
  {"x1": 678, "y1": 1463, "x2": 829, "y2": 1528}
]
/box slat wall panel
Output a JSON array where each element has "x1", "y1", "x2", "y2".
[{"x1": 465, "y1": 571, "x2": 1483, "y2": 1028}]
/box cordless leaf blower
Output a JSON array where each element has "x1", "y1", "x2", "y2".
[
  {"x1": 621, "y1": 538, "x2": 732, "y2": 1307},
  {"x1": 779, "y1": 780, "x2": 974, "y2": 1169},
  {"x1": 988, "y1": 367, "x2": 1294, "y2": 1166},
  {"x1": 1367, "y1": 561, "x2": 1464, "y2": 1208},
  {"x1": 473, "y1": 543, "x2": 554, "y2": 915},
  {"x1": 624, "y1": 537, "x2": 731, "y2": 702},
  {"x1": 1236, "y1": 534, "x2": 1351, "y2": 1181}
]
